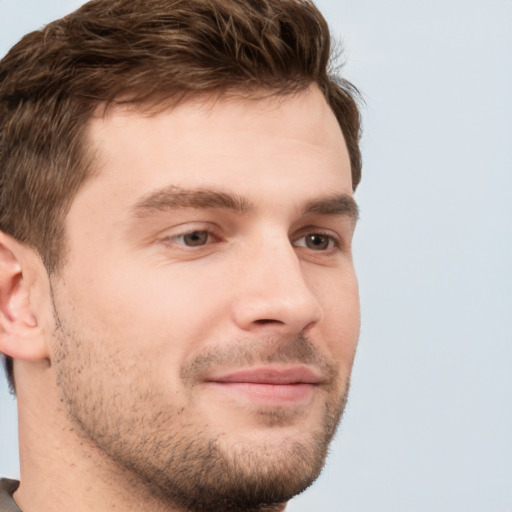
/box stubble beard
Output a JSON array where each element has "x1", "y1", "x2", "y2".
[{"x1": 52, "y1": 314, "x2": 350, "y2": 512}]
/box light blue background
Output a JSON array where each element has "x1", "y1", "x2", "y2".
[{"x1": 1, "y1": 1, "x2": 511, "y2": 510}]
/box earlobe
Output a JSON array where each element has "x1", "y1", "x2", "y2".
[{"x1": 0, "y1": 232, "x2": 49, "y2": 361}]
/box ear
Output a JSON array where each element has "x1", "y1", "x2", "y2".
[{"x1": 0, "y1": 231, "x2": 50, "y2": 361}]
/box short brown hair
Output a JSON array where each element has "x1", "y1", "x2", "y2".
[{"x1": 0, "y1": 0, "x2": 362, "y2": 391}]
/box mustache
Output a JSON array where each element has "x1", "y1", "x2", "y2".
[{"x1": 180, "y1": 333, "x2": 339, "y2": 384}]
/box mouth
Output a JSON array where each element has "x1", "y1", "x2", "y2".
[{"x1": 203, "y1": 366, "x2": 324, "y2": 405}]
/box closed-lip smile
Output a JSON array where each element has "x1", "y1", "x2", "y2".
[{"x1": 203, "y1": 366, "x2": 324, "y2": 404}]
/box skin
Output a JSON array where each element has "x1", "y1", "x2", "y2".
[{"x1": 0, "y1": 84, "x2": 360, "y2": 512}]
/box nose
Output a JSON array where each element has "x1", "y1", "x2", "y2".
[{"x1": 231, "y1": 233, "x2": 323, "y2": 335}]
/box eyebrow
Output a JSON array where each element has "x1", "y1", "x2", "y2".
[
  {"x1": 132, "y1": 185, "x2": 358, "y2": 222},
  {"x1": 132, "y1": 186, "x2": 252, "y2": 217},
  {"x1": 302, "y1": 194, "x2": 359, "y2": 222}
]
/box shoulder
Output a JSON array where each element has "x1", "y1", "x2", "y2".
[{"x1": 0, "y1": 479, "x2": 21, "y2": 512}]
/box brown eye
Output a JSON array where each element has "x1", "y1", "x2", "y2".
[
  {"x1": 181, "y1": 230, "x2": 210, "y2": 246},
  {"x1": 304, "y1": 234, "x2": 331, "y2": 250},
  {"x1": 293, "y1": 233, "x2": 336, "y2": 251}
]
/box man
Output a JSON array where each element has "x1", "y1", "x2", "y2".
[{"x1": 0, "y1": 0, "x2": 362, "y2": 511}]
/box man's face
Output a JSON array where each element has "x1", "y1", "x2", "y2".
[{"x1": 49, "y1": 85, "x2": 360, "y2": 512}]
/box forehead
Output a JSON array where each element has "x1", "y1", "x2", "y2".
[{"x1": 79, "y1": 85, "x2": 352, "y2": 214}]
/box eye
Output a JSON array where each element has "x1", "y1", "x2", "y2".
[
  {"x1": 293, "y1": 233, "x2": 337, "y2": 251},
  {"x1": 170, "y1": 230, "x2": 213, "y2": 247}
]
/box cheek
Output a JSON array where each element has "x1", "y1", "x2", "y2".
[
  {"x1": 316, "y1": 269, "x2": 360, "y2": 367},
  {"x1": 64, "y1": 258, "x2": 231, "y2": 365}
]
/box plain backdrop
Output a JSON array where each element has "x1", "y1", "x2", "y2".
[{"x1": 1, "y1": 1, "x2": 511, "y2": 511}]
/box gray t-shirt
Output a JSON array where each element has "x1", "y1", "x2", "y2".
[{"x1": 0, "y1": 480, "x2": 21, "y2": 512}]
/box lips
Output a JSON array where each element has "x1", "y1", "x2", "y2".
[
  {"x1": 208, "y1": 367, "x2": 323, "y2": 385},
  {"x1": 203, "y1": 366, "x2": 323, "y2": 404}
]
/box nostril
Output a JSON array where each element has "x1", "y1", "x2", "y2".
[{"x1": 254, "y1": 319, "x2": 284, "y2": 325}]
